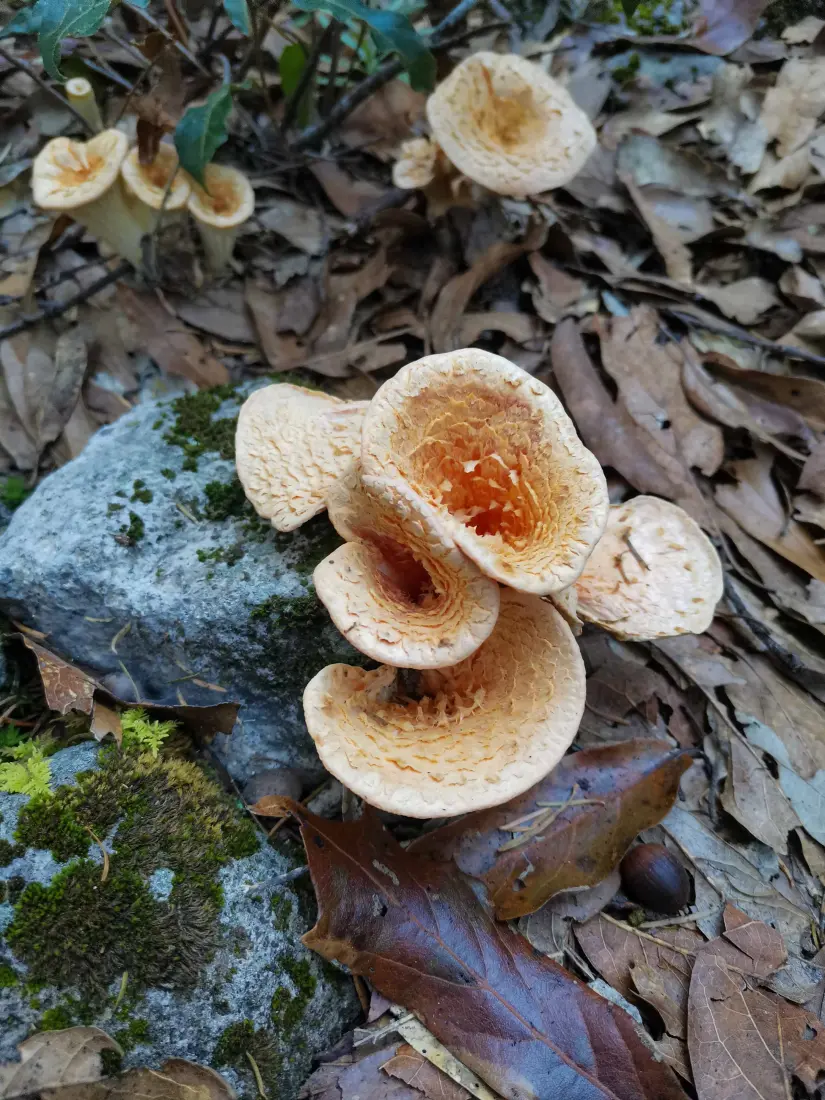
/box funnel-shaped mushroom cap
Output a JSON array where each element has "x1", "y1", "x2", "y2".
[
  {"x1": 32, "y1": 130, "x2": 128, "y2": 210},
  {"x1": 188, "y1": 163, "x2": 254, "y2": 228},
  {"x1": 426, "y1": 52, "x2": 596, "y2": 197},
  {"x1": 303, "y1": 588, "x2": 585, "y2": 817},
  {"x1": 315, "y1": 466, "x2": 500, "y2": 669},
  {"x1": 575, "y1": 495, "x2": 724, "y2": 640},
  {"x1": 360, "y1": 349, "x2": 609, "y2": 595},
  {"x1": 121, "y1": 144, "x2": 191, "y2": 211},
  {"x1": 236, "y1": 384, "x2": 369, "y2": 532},
  {"x1": 393, "y1": 137, "x2": 438, "y2": 189}
]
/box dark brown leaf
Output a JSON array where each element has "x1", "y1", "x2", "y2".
[
  {"x1": 299, "y1": 1040, "x2": 426, "y2": 1099},
  {"x1": 382, "y1": 1045, "x2": 472, "y2": 1100},
  {"x1": 412, "y1": 741, "x2": 691, "y2": 921},
  {"x1": 550, "y1": 320, "x2": 706, "y2": 520},
  {"x1": 278, "y1": 798, "x2": 688, "y2": 1100}
]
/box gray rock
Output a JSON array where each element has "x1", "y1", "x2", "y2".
[
  {"x1": 0, "y1": 742, "x2": 358, "y2": 1099},
  {"x1": 0, "y1": 383, "x2": 363, "y2": 783}
]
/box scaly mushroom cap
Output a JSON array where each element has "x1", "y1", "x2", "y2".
[
  {"x1": 188, "y1": 163, "x2": 255, "y2": 229},
  {"x1": 392, "y1": 137, "x2": 438, "y2": 189},
  {"x1": 360, "y1": 349, "x2": 609, "y2": 595},
  {"x1": 32, "y1": 129, "x2": 128, "y2": 210},
  {"x1": 315, "y1": 466, "x2": 500, "y2": 669},
  {"x1": 575, "y1": 495, "x2": 724, "y2": 640},
  {"x1": 121, "y1": 144, "x2": 191, "y2": 211},
  {"x1": 303, "y1": 587, "x2": 585, "y2": 817},
  {"x1": 236, "y1": 384, "x2": 369, "y2": 532},
  {"x1": 426, "y1": 52, "x2": 596, "y2": 197}
]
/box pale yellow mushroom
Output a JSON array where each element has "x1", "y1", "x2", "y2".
[
  {"x1": 303, "y1": 587, "x2": 586, "y2": 817},
  {"x1": 120, "y1": 144, "x2": 191, "y2": 236},
  {"x1": 360, "y1": 348, "x2": 609, "y2": 596},
  {"x1": 575, "y1": 495, "x2": 724, "y2": 640},
  {"x1": 314, "y1": 465, "x2": 500, "y2": 669},
  {"x1": 31, "y1": 129, "x2": 146, "y2": 267},
  {"x1": 187, "y1": 163, "x2": 254, "y2": 273},
  {"x1": 235, "y1": 383, "x2": 369, "y2": 533},
  {"x1": 65, "y1": 77, "x2": 103, "y2": 132},
  {"x1": 426, "y1": 52, "x2": 596, "y2": 197},
  {"x1": 392, "y1": 137, "x2": 439, "y2": 189}
]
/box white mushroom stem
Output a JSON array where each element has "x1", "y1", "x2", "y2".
[
  {"x1": 65, "y1": 78, "x2": 103, "y2": 132},
  {"x1": 68, "y1": 181, "x2": 146, "y2": 268},
  {"x1": 192, "y1": 221, "x2": 241, "y2": 273}
]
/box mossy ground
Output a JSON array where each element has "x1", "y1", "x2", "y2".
[{"x1": 8, "y1": 742, "x2": 258, "y2": 997}]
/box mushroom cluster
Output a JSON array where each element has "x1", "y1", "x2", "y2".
[
  {"x1": 393, "y1": 52, "x2": 597, "y2": 200},
  {"x1": 31, "y1": 120, "x2": 253, "y2": 274},
  {"x1": 236, "y1": 350, "x2": 723, "y2": 817}
]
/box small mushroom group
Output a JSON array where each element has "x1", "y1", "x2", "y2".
[
  {"x1": 236, "y1": 350, "x2": 723, "y2": 817},
  {"x1": 393, "y1": 52, "x2": 597, "y2": 200},
  {"x1": 31, "y1": 116, "x2": 253, "y2": 274}
]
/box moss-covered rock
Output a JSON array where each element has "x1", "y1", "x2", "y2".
[
  {"x1": 0, "y1": 743, "x2": 358, "y2": 1100},
  {"x1": 0, "y1": 382, "x2": 363, "y2": 782}
]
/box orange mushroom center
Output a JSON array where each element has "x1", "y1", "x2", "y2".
[
  {"x1": 54, "y1": 145, "x2": 105, "y2": 188},
  {"x1": 476, "y1": 65, "x2": 546, "y2": 150},
  {"x1": 360, "y1": 532, "x2": 436, "y2": 607},
  {"x1": 141, "y1": 157, "x2": 176, "y2": 191},
  {"x1": 201, "y1": 178, "x2": 240, "y2": 217},
  {"x1": 390, "y1": 386, "x2": 554, "y2": 548}
]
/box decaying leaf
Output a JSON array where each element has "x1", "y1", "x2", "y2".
[
  {"x1": 409, "y1": 740, "x2": 690, "y2": 922},
  {"x1": 276, "y1": 799, "x2": 689, "y2": 1100},
  {"x1": 20, "y1": 635, "x2": 238, "y2": 744},
  {"x1": 0, "y1": 1027, "x2": 121, "y2": 1098},
  {"x1": 719, "y1": 731, "x2": 802, "y2": 854}
]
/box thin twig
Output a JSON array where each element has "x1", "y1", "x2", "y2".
[
  {"x1": 666, "y1": 307, "x2": 825, "y2": 375},
  {"x1": 291, "y1": 0, "x2": 484, "y2": 151},
  {"x1": 0, "y1": 45, "x2": 95, "y2": 134},
  {"x1": 322, "y1": 21, "x2": 343, "y2": 117},
  {"x1": 245, "y1": 1052, "x2": 269, "y2": 1099},
  {"x1": 498, "y1": 784, "x2": 585, "y2": 852},
  {"x1": 639, "y1": 908, "x2": 721, "y2": 929},
  {"x1": 122, "y1": 1, "x2": 211, "y2": 77},
  {"x1": 600, "y1": 912, "x2": 695, "y2": 956},
  {"x1": 0, "y1": 260, "x2": 132, "y2": 341}
]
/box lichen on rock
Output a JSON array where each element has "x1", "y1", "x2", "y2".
[{"x1": 0, "y1": 741, "x2": 357, "y2": 1099}]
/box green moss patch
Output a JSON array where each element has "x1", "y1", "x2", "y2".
[
  {"x1": 213, "y1": 1020, "x2": 281, "y2": 1094},
  {"x1": 163, "y1": 386, "x2": 240, "y2": 466},
  {"x1": 8, "y1": 744, "x2": 259, "y2": 999}
]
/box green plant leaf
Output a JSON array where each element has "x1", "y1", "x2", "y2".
[
  {"x1": 0, "y1": 745, "x2": 52, "y2": 798},
  {"x1": 0, "y1": 4, "x2": 42, "y2": 39},
  {"x1": 173, "y1": 86, "x2": 233, "y2": 188},
  {"x1": 223, "y1": 0, "x2": 250, "y2": 35},
  {"x1": 620, "y1": 0, "x2": 641, "y2": 17},
  {"x1": 292, "y1": 0, "x2": 435, "y2": 91},
  {"x1": 279, "y1": 42, "x2": 312, "y2": 127},
  {"x1": 35, "y1": 0, "x2": 111, "y2": 81},
  {"x1": 121, "y1": 708, "x2": 177, "y2": 758}
]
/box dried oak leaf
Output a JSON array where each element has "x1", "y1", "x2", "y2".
[
  {"x1": 276, "y1": 798, "x2": 688, "y2": 1100},
  {"x1": 0, "y1": 1026, "x2": 121, "y2": 1097},
  {"x1": 550, "y1": 319, "x2": 707, "y2": 521},
  {"x1": 409, "y1": 740, "x2": 691, "y2": 921}
]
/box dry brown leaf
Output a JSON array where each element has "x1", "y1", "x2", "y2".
[
  {"x1": 778, "y1": 266, "x2": 825, "y2": 310},
  {"x1": 257, "y1": 197, "x2": 341, "y2": 255},
  {"x1": 430, "y1": 229, "x2": 544, "y2": 352},
  {"x1": 715, "y1": 451, "x2": 825, "y2": 583},
  {"x1": 55, "y1": 398, "x2": 101, "y2": 463},
  {"x1": 0, "y1": 217, "x2": 51, "y2": 300},
  {"x1": 174, "y1": 288, "x2": 255, "y2": 344},
  {"x1": 596, "y1": 307, "x2": 724, "y2": 476},
  {"x1": 760, "y1": 58, "x2": 825, "y2": 159},
  {"x1": 381, "y1": 1045, "x2": 472, "y2": 1100},
  {"x1": 688, "y1": 953, "x2": 825, "y2": 1099},
  {"x1": 310, "y1": 161, "x2": 389, "y2": 218},
  {"x1": 0, "y1": 1027, "x2": 121, "y2": 1097},
  {"x1": 621, "y1": 174, "x2": 693, "y2": 284},
  {"x1": 749, "y1": 146, "x2": 811, "y2": 193},
  {"x1": 707, "y1": 362, "x2": 825, "y2": 431},
  {"x1": 458, "y1": 311, "x2": 543, "y2": 346},
  {"x1": 654, "y1": 634, "x2": 745, "y2": 690},
  {"x1": 529, "y1": 253, "x2": 596, "y2": 324},
  {"x1": 800, "y1": 443, "x2": 825, "y2": 495},
  {"x1": 117, "y1": 287, "x2": 229, "y2": 387},
  {"x1": 551, "y1": 319, "x2": 708, "y2": 521},
  {"x1": 690, "y1": 0, "x2": 772, "y2": 55},
  {"x1": 339, "y1": 80, "x2": 426, "y2": 160},
  {"x1": 698, "y1": 278, "x2": 779, "y2": 325},
  {"x1": 782, "y1": 15, "x2": 825, "y2": 42},
  {"x1": 0, "y1": 350, "x2": 37, "y2": 470},
  {"x1": 720, "y1": 732, "x2": 801, "y2": 854}
]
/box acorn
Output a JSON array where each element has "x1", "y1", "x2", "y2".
[{"x1": 619, "y1": 844, "x2": 691, "y2": 914}]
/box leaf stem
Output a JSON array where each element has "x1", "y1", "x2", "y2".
[{"x1": 280, "y1": 17, "x2": 334, "y2": 134}]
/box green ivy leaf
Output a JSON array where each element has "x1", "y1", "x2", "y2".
[
  {"x1": 174, "y1": 85, "x2": 233, "y2": 188},
  {"x1": 36, "y1": 0, "x2": 111, "y2": 81},
  {"x1": 223, "y1": 0, "x2": 250, "y2": 35},
  {"x1": 0, "y1": 4, "x2": 42, "y2": 39},
  {"x1": 620, "y1": 0, "x2": 641, "y2": 17},
  {"x1": 279, "y1": 42, "x2": 311, "y2": 127},
  {"x1": 292, "y1": 0, "x2": 435, "y2": 91}
]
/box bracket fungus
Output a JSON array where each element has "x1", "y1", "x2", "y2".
[
  {"x1": 303, "y1": 588, "x2": 586, "y2": 818},
  {"x1": 31, "y1": 129, "x2": 148, "y2": 267},
  {"x1": 314, "y1": 466, "x2": 500, "y2": 669},
  {"x1": 574, "y1": 495, "x2": 724, "y2": 640},
  {"x1": 235, "y1": 383, "x2": 369, "y2": 532},
  {"x1": 425, "y1": 52, "x2": 596, "y2": 197},
  {"x1": 360, "y1": 349, "x2": 609, "y2": 595},
  {"x1": 187, "y1": 163, "x2": 254, "y2": 273},
  {"x1": 121, "y1": 144, "x2": 191, "y2": 233}
]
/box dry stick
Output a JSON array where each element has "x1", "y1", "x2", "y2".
[
  {"x1": 322, "y1": 21, "x2": 343, "y2": 117},
  {"x1": 122, "y1": 0, "x2": 211, "y2": 77},
  {"x1": 0, "y1": 259, "x2": 132, "y2": 342},
  {"x1": 665, "y1": 306, "x2": 825, "y2": 375},
  {"x1": 291, "y1": 0, "x2": 484, "y2": 151},
  {"x1": 0, "y1": 45, "x2": 95, "y2": 134}
]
